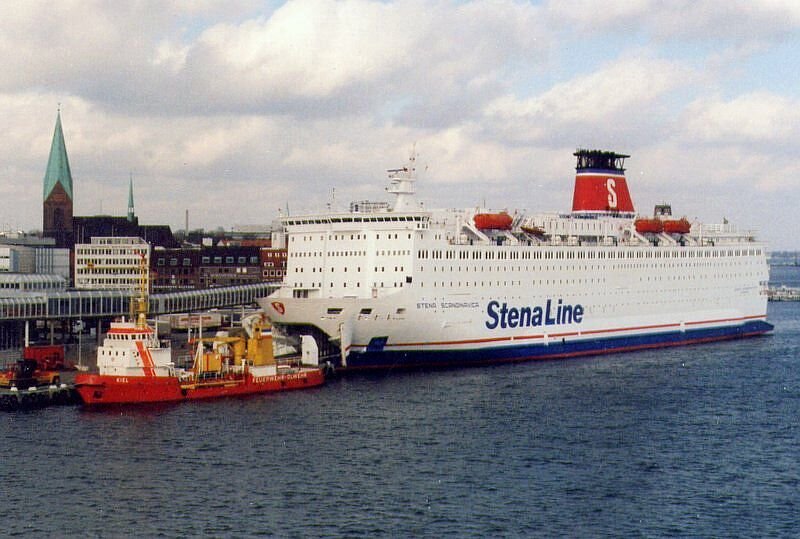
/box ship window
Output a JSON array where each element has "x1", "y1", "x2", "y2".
[
  {"x1": 327, "y1": 308, "x2": 342, "y2": 315},
  {"x1": 360, "y1": 308, "x2": 372, "y2": 315}
]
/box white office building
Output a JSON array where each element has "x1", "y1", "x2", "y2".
[{"x1": 74, "y1": 237, "x2": 150, "y2": 291}]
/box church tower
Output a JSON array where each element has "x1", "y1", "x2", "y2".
[{"x1": 42, "y1": 110, "x2": 74, "y2": 248}]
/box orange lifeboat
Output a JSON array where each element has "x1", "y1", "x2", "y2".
[
  {"x1": 634, "y1": 218, "x2": 663, "y2": 234},
  {"x1": 521, "y1": 225, "x2": 546, "y2": 237},
  {"x1": 474, "y1": 213, "x2": 513, "y2": 231},
  {"x1": 663, "y1": 218, "x2": 691, "y2": 235}
]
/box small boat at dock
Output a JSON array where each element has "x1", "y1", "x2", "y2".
[
  {"x1": 75, "y1": 262, "x2": 324, "y2": 406},
  {"x1": 75, "y1": 313, "x2": 324, "y2": 405}
]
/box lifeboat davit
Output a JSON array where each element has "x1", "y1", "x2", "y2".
[
  {"x1": 634, "y1": 218, "x2": 663, "y2": 234},
  {"x1": 474, "y1": 212, "x2": 513, "y2": 231},
  {"x1": 663, "y1": 218, "x2": 691, "y2": 235}
]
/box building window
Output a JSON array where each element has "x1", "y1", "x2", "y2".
[{"x1": 202, "y1": 256, "x2": 210, "y2": 264}]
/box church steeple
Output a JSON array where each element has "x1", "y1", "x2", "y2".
[
  {"x1": 127, "y1": 173, "x2": 135, "y2": 222},
  {"x1": 42, "y1": 109, "x2": 74, "y2": 248},
  {"x1": 43, "y1": 109, "x2": 73, "y2": 201}
]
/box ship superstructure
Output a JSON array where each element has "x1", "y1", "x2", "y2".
[{"x1": 260, "y1": 149, "x2": 772, "y2": 369}]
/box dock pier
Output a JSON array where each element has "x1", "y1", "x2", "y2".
[{"x1": 0, "y1": 384, "x2": 79, "y2": 411}]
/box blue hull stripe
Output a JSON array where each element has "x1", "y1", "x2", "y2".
[{"x1": 342, "y1": 320, "x2": 773, "y2": 370}]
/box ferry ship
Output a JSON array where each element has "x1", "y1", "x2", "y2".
[{"x1": 260, "y1": 149, "x2": 772, "y2": 369}]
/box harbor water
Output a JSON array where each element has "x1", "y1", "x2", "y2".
[{"x1": 2, "y1": 269, "x2": 799, "y2": 537}]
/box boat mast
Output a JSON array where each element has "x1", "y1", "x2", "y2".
[
  {"x1": 132, "y1": 251, "x2": 149, "y2": 329},
  {"x1": 386, "y1": 145, "x2": 419, "y2": 212}
]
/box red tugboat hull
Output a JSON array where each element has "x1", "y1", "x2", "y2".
[{"x1": 75, "y1": 369, "x2": 325, "y2": 406}]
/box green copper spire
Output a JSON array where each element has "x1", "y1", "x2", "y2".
[
  {"x1": 43, "y1": 110, "x2": 73, "y2": 201},
  {"x1": 127, "y1": 173, "x2": 135, "y2": 222}
]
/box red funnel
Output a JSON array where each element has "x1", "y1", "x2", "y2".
[{"x1": 571, "y1": 150, "x2": 634, "y2": 214}]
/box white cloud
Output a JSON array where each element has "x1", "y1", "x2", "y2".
[
  {"x1": 545, "y1": 0, "x2": 800, "y2": 42},
  {"x1": 482, "y1": 55, "x2": 695, "y2": 147},
  {"x1": 182, "y1": 0, "x2": 550, "y2": 120},
  {"x1": 152, "y1": 40, "x2": 190, "y2": 73},
  {"x1": 0, "y1": 1, "x2": 551, "y2": 120},
  {"x1": 683, "y1": 92, "x2": 800, "y2": 144},
  {"x1": 193, "y1": 0, "x2": 421, "y2": 99}
]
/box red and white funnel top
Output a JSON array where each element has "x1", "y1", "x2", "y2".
[{"x1": 571, "y1": 149, "x2": 635, "y2": 215}]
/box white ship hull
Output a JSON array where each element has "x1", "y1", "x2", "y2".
[{"x1": 262, "y1": 248, "x2": 770, "y2": 369}]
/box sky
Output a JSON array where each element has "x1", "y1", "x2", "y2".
[{"x1": 1, "y1": 0, "x2": 799, "y2": 249}]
